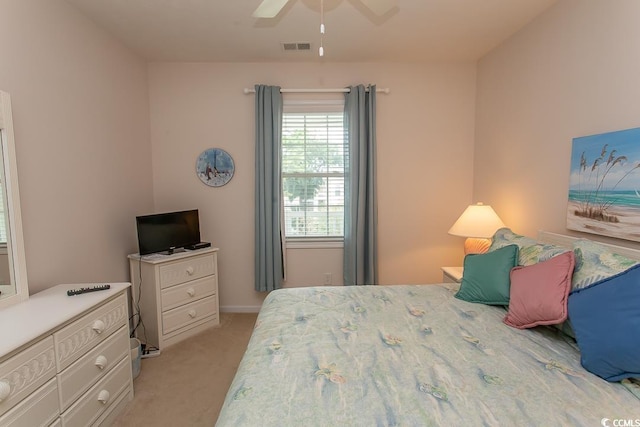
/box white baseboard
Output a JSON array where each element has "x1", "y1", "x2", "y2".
[{"x1": 220, "y1": 305, "x2": 261, "y2": 313}]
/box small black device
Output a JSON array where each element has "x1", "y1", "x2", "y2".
[
  {"x1": 185, "y1": 241, "x2": 211, "y2": 250},
  {"x1": 67, "y1": 284, "x2": 111, "y2": 296},
  {"x1": 136, "y1": 209, "x2": 201, "y2": 255}
]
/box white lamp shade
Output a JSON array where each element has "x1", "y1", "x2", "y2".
[{"x1": 448, "y1": 203, "x2": 505, "y2": 238}]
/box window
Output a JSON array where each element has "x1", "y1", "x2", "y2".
[{"x1": 282, "y1": 101, "x2": 345, "y2": 239}]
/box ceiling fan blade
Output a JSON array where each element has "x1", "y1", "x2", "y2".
[
  {"x1": 359, "y1": 0, "x2": 396, "y2": 16},
  {"x1": 252, "y1": 0, "x2": 290, "y2": 18}
]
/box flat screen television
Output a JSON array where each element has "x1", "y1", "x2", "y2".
[{"x1": 136, "y1": 209, "x2": 201, "y2": 255}]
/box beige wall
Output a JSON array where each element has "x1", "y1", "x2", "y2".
[
  {"x1": 475, "y1": 0, "x2": 640, "y2": 245},
  {"x1": 0, "y1": 0, "x2": 153, "y2": 294},
  {"x1": 5, "y1": 0, "x2": 592, "y2": 311},
  {"x1": 148, "y1": 62, "x2": 477, "y2": 310}
]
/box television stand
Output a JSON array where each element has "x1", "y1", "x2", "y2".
[{"x1": 128, "y1": 247, "x2": 220, "y2": 350}]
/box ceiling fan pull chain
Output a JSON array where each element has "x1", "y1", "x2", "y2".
[{"x1": 319, "y1": 0, "x2": 325, "y2": 57}]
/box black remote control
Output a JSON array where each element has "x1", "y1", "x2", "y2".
[{"x1": 67, "y1": 284, "x2": 111, "y2": 296}]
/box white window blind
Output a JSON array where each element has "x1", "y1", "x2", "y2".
[{"x1": 282, "y1": 102, "x2": 345, "y2": 238}]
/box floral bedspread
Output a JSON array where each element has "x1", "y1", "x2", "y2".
[{"x1": 216, "y1": 284, "x2": 638, "y2": 426}]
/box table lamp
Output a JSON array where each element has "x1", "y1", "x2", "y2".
[{"x1": 448, "y1": 202, "x2": 505, "y2": 254}]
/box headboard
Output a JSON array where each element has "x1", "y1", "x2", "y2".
[{"x1": 538, "y1": 230, "x2": 640, "y2": 262}]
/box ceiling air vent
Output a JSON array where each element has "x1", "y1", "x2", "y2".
[{"x1": 281, "y1": 42, "x2": 311, "y2": 52}]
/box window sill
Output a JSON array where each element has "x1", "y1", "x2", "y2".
[{"x1": 286, "y1": 238, "x2": 344, "y2": 249}]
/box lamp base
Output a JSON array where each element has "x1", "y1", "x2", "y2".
[{"x1": 464, "y1": 238, "x2": 491, "y2": 255}]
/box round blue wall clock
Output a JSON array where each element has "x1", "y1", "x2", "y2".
[{"x1": 196, "y1": 148, "x2": 235, "y2": 187}]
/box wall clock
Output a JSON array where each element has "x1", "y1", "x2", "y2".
[{"x1": 196, "y1": 148, "x2": 235, "y2": 187}]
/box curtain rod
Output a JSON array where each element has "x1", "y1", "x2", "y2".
[{"x1": 243, "y1": 87, "x2": 390, "y2": 94}]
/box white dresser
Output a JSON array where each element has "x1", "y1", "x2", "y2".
[
  {"x1": 128, "y1": 248, "x2": 219, "y2": 351},
  {"x1": 0, "y1": 282, "x2": 133, "y2": 427}
]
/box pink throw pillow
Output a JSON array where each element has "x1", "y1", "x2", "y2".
[{"x1": 504, "y1": 251, "x2": 575, "y2": 329}]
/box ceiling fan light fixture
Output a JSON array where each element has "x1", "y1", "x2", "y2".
[{"x1": 255, "y1": 0, "x2": 400, "y2": 58}]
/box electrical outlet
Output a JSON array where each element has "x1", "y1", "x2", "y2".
[{"x1": 323, "y1": 273, "x2": 332, "y2": 285}]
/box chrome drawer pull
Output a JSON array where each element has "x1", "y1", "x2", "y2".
[{"x1": 0, "y1": 380, "x2": 11, "y2": 402}]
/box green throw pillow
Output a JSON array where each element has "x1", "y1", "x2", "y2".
[{"x1": 455, "y1": 244, "x2": 519, "y2": 305}]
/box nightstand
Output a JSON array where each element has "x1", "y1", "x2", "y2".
[{"x1": 441, "y1": 266, "x2": 463, "y2": 283}]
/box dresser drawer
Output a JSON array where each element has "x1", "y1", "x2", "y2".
[
  {"x1": 162, "y1": 295, "x2": 218, "y2": 335},
  {"x1": 92, "y1": 385, "x2": 131, "y2": 427},
  {"x1": 158, "y1": 253, "x2": 216, "y2": 289},
  {"x1": 0, "y1": 378, "x2": 59, "y2": 427},
  {"x1": 54, "y1": 293, "x2": 128, "y2": 372},
  {"x1": 161, "y1": 276, "x2": 216, "y2": 311},
  {"x1": 0, "y1": 336, "x2": 56, "y2": 417},
  {"x1": 60, "y1": 356, "x2": 130, "y2": 427},
  {"x1": 57, "y1": 325, "x2": 129, "y2": 411}
]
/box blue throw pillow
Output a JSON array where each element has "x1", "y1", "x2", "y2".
[
  {"x1": 568, "y1": 263, "x2": 640, "y2": 381},
  {"x1": 455, "y1": 244, "x2": 518, "y2": 305}
]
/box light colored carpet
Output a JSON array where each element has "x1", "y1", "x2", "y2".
[{"x1": 112, "y1": 313, "x2": 258, "y2": 427}]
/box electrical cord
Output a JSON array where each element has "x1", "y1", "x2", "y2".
[{"x1": 130, "y1": 254, "x2": 151, "y2": 350}]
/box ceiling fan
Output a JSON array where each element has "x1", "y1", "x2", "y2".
[{"x1": 252, "y1": 0, "x2": 396, "y2": 18}]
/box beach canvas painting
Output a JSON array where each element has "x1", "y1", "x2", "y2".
[{"x1": 567, "y1": 127, "x2": 640, "y2": 242}]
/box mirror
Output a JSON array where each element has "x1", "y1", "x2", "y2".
[{"x1": 0, "y1": 90, "x2": 28, "y2": 309}]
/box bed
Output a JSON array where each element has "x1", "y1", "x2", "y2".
[{"x1": 216, "y1": 231, "x2": 640, "y2": 426}]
